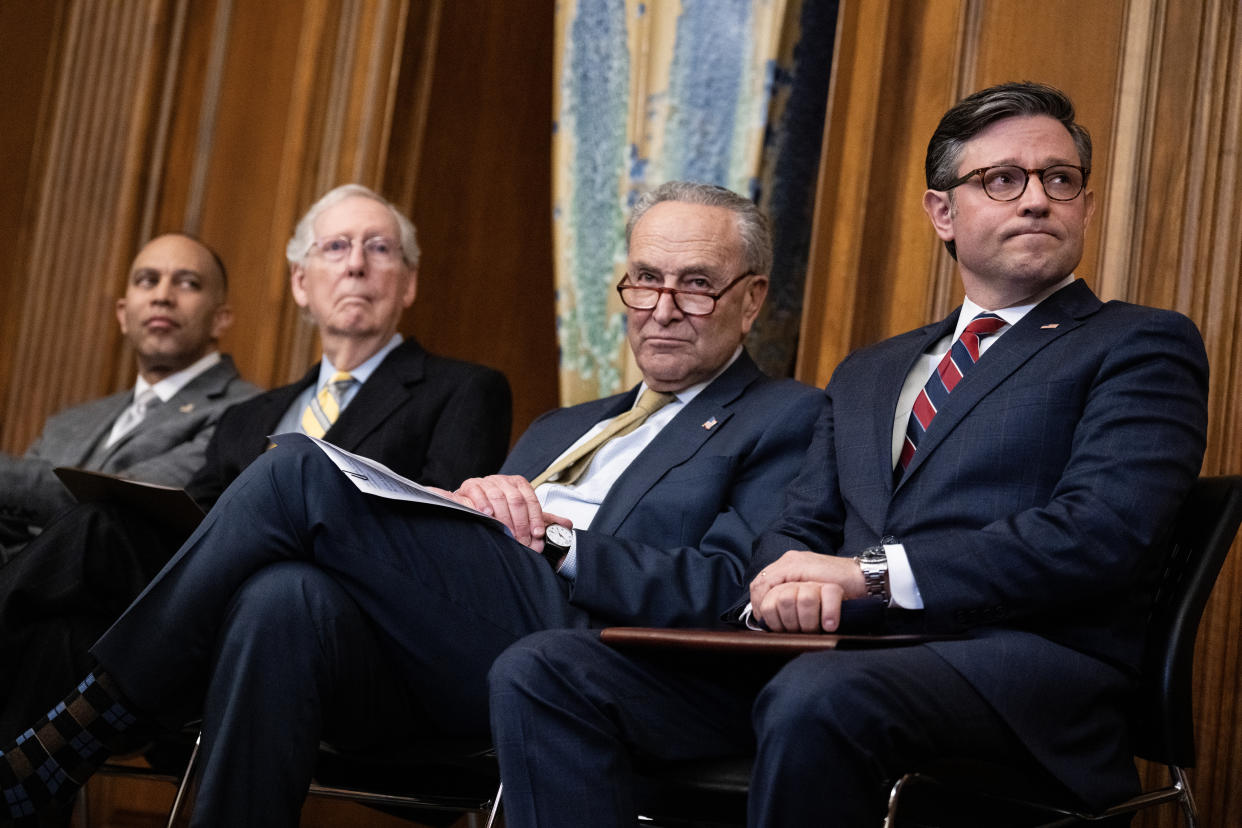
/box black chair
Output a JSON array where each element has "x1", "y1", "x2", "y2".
[
  {"x1": 882, "y1": 474, "x2": 1242, "y2": 827},
  {"x1": 612, "y1": 475, "x2": 1242, "y2": 828}
]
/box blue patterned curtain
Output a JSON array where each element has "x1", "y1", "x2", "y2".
[{"x1": 553, "y1": 0, "x2": 838, "y2": 402}]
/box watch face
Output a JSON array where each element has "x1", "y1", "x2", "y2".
[{"x1": 545, "y1": 524, "x2": 573, "y2": 549}]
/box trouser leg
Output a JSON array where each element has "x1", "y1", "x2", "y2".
[
  {"x1": 92, "y1": 433, "x2": 585, "y2": 726},
  {"x1": 0, "y1": 502, "x2": 185, "y2": 736},
  {"x1": 489, "y1": 629, "x2": 760, "y2": 828},
  {"x1": 191, "y1": 561, "x2": 416, "y2": 828},
  {"x1": 748, "y1": 646, "x2": 1039, "y2": 827}
]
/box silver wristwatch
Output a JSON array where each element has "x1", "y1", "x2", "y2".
[
  {"x1": 542, "y1": 524, "x2": 574, "y2": 568},
  {"x1": 855, "y1": 544, "x2": 891, "y2": 602}
]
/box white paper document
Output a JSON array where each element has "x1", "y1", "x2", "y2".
[{"x1": 297, "y1": 435, "x2": 505, "y2": 530}]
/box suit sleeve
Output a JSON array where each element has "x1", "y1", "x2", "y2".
[
  {"x1": 906, "y1": 310, "x2": 1209, "y2": 629},
  {"x1": 567, "y1": 388, "x2": 826, "y2": 627},
  {"x1": 746, "y1": 391, "x2": 847, "y2": 581},
  {"x1": 416, "y1": 367, "x2": 512, "y2": 489}
]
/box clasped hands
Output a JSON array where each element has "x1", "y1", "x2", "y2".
[
  {"x1": 427, "y1": 475, "x2": 571, "y2": 554},
  {"x1": 750, "y1": 550, "x2": 867, "y2": 633}
]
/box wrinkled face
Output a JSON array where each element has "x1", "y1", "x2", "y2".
[
  {"x1": 924, "y1": 114, "x2": 1095, "y2": 307},
  {"x1": 625, "y1": 201, "x2": 767, "y2": 392},
  {"x1": 115, "y1": 234, "x2": 231, "y2": 379},
  {"x1": 290, "y1": 195, "x2": 417, "y2": 340}
]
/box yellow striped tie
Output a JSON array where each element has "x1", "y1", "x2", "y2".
[{"x1": 301, "y1": 371, "x2": 356, "y2": 438}]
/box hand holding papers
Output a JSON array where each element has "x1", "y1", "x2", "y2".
[{"x1": 301, "y1": 435, "x2": 510, "y2": 533}]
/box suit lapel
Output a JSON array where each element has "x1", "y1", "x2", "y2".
[
  {"x1": 92, "y1": 357, "x2": 242, "y2": 462},
  {"x1": 875, "y1": 314, "x2": 959, "y2": 495},
  {"x1": 899, "y1": 280, "x2": 1101, "y2": 485},
  {"x1": 72, "y1": 394, "x2": 131, "y2": 466},
  {"x1": 518, "y1": 394, "x2": 635, "y2": 479},
  {"x1": 323, "y1": 339, "x2": 424, "y2": 451},
  {"x1": 589, "y1": 353, "x2": 760, "y2": 535}
]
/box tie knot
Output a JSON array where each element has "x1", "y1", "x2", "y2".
[
  {"x1": 325, "y1": 372, "x2": 356, "y2": 396},
  {"x1": 634, "y1": 389, "x2": 676, "y2": 416},
  {"x1": 134, "y1": 389, "x2": 159, "y2": 411},
  {"x1": 964, "y1": 312, "x2": 1006, "y2": 336}
]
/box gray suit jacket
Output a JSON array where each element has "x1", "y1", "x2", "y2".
[{"x1": 0, "y1": 355, "x2": 259, "y2": 549}]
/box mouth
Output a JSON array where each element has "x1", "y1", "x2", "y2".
[{"x1": 143, "y1": 316, "x2": 179, "y2": 332}]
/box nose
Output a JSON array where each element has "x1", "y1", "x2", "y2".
[
  {"x1": 650, "y1": 288, "x2": 684, "y2": 324},
  {"x1": 1017, "y1": 173, "x2": 1052, "y2": 215},
  {"x1": 346, "y1": 240, "x2": 368, "y2": 275},
  {"x1": 150, "y1": 275, "x2": 174, "y2": 304}
]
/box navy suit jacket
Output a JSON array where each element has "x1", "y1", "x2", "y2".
[
  {"x1": 503, "y1": 351, "x2": 826, "y2": 628},
  {"x1": 188, "y1": 338, "x2": 512, "y2": 508},
  {"x1": 746, "y1": 279, "x2": 1209, "y2": 804}
]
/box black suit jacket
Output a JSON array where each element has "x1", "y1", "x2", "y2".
[{"x1": 188, "y1": 338, "x2": 511, "y2": 508}]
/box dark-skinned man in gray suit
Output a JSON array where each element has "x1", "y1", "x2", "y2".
[{"x1": 0, "y1": 233, "x2": 258, "y2": 564}]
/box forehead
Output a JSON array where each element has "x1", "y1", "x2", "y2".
[
  {"x1": 629, "y1": 202, "x2": 743, "y2": 267},
  {"x1": 957, "y1": 114, "x2": 1082, "y2": 170},
  {"x1": 313, "y1": 195, "x2": 400, "y2": 237},
  {"x1": 130, "y1": 235, "x2": 217, "y2": 281}
]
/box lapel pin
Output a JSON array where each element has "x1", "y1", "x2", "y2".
[
  {"x1": 702, "y1": 417, "x2": 718, "y2": 430},
  {"x1": 1040, "y1": 324, "x2": 1060, "y2": 329},
  {"x1": 180, "y1": 403, "x2": 195, "y2": 413}
]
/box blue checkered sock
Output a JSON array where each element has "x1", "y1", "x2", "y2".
[{"x1": 0, "y1": 672, "x2": 145, "y2": 823}]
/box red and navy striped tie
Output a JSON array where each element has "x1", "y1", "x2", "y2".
[{"x1": 898, "y1": 312, "x2": 1007, "y2": 471}]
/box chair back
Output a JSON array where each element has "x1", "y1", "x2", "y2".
[{"x1": 1133, "y1": 475, "x2": 1242, "y2": 766}]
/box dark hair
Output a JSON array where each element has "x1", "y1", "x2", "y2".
[
  {"x1": 626, "y1": 181, "x2": 772, "y2": 276},
  {"x1": 925, "y1": 82, "x2": 1092, "y2": 258}
]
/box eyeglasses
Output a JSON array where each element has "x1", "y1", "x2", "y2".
[
  {"x1": 309, "y1": 235, "x2": 403, "y2": 265},
  {"x1": 616, "y1": 272, "x2": 753, "y2": 317},
  {"x1": 945, "y1": 165, "x2": 1089, "y2": 202}
]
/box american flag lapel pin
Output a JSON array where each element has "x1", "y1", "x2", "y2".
[
  {"x1": 1040, "y1": 323, "x2": 1059, "y2": 329},
  {"x1": 702, "y1": 417, "x2": 718, "y2": 430}
]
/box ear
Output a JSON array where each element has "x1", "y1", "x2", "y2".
[
  {"x1": 738, "y1": 274, "x2": 769, "y2": 335},
  {"x1": 210, "y1": 303, "x2": 234, "y2": 339},
  {"x1": 115, "y1": 298, "x2": 129, "y2": 334},
  {"x1": 401, "y1": 267, "x2": 418, "y2": 308},
  {"x1": 290, "y1": 264, "x2": 310, "y2": 308},
  {"x1": 1082, "y1": 187, "x2": 1096, "y2": 229},
  {"x1": 923, "y1": 189, "x2": 955, "y2": 243}
]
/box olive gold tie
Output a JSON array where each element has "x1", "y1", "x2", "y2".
[{"x1": 531, "y1": 388, "x2": 675, "y2": 487}]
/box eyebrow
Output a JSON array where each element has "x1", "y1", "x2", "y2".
[{"x1": 976, "y1": 156, "x2": 1080, "y2": 168}]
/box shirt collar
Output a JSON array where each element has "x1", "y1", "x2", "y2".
[
  {"x1": 318, "y1": 333, "x2": 402, "y2": 388},
  {"x1": 137, "y1": 351, "x2": 222, "y2": 403},
  {"x1": 956, "y1": 274, "x2": 1074, "y2": 339}
]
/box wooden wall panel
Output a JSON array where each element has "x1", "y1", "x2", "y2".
[
  {"x1": 403, "y1": 0, "x2": 558, "y2": 436},
  {"x1": 801, "y1": 1, "x2": 1242, "y2": 825}
]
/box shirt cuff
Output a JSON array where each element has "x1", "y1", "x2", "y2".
[
  {"x1": 555, "y1": 531, "x2": 578, "y2": 579},
  {"x1": 885, "y1": 542, "x2": 923, "y2": 609}
]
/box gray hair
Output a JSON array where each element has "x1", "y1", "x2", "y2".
[
  {"x1": 626, "y1": 181, "x2": 772, "y2": 275},
  {"x1": 925, "y1": 82, "x2": 1092, "y2": 259},
  {"x1": 285, "y1": 184, "x2": 420, "y2": 269}
]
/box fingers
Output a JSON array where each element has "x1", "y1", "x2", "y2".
[
  {"x1": 454, "y1": 475, "x2": 545, "y2": 545},
  {"x1": 754, "y1": 581, "x2": 845, "y2": 633}
]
